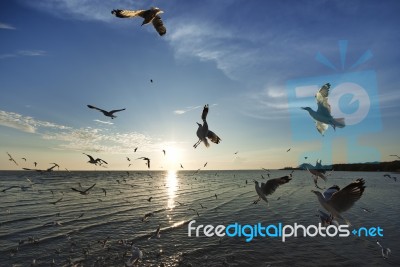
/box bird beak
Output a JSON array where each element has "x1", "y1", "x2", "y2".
[
  {"x1": 301, "y1": 107, "x2": 307, "y2": 110},
  {"x1": 311, "y1": 190, "x2": 317, "y2": 194},
  {"x1": 196, "y1": 122, "x2": 201, "y2": 126}
]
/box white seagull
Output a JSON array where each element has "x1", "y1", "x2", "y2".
[
  {"x1": 193, "y1": 104, "x2": 221, "y2": 148},
  {"x1": 302, "y1": 83, "x2": 345, "y2": 135},
  {"x1": 112, "y1": 7, "x2": 166, "y2": 36},
  {"x1": 125, "y1": 246, "x2": 143, "y2": 267},
  {"x1": 253, "y1": 175, "x2": 292, "y2": 205},
  {"x1": 312, "y1": 178, "x2": 365, "y2": 225}
]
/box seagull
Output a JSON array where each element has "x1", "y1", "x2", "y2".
[
  {"x1": 361, "y1": 207, "x2": 372, "y2": 213},
  {"x1": 102, "y1": 188, "x2": 107, "y2": 196},
  {"x1": 23, "y1": 164, "x2": 58, "y2": 173},
  {"x1": 193, "y1": 104, "x2": 221, "y2": 148},
  {"x1": 253, "y1": 176, "x2": 292, "y2": 205},
  {"x1": 6, "y1": 152, "x2": 18, "y2": 166},
  {"x1": 188, "y1": 208, "x2": 200, "y2": 217},
  {"x1": 162, "y1": 150, "x2": 166, "y2": 156},
  {"x1": 389, "y1": 154, "x2": 400, "y2": 159},
  {"x1": 112, "y1": 7, "x2": 166, "y2": 36},
  {"x1": 286, "y1": 148, "x2": 291, "y2": 152},
  {"x1": 302, "y1": 83, "x2": 345, "y2": 135},
  {"x1": 134, "y1": 147, "x2": 138, "y2": 152},
  {"x1": 147, "y1": 197, "x2": 153, "y2": 202},
  {"x1": 141, "y1": 212, "x2": 154, "y2": 222},
  {"x1": 125, "y1": 246, "x2": 143, "y2": 266},
  {"x1": 376, "y1": 240, "x2": 391, "y2": 259},
  {"x1": 204, "y1": 162, "x2": 208, "y2": 167},
  {"x1": 148, "y1": 225, "x2": 161, "y2": 239},
  {"x1": 234, "y1": 151, "x2": 239, "y2": 154},
  {"x1": 317, "y1": 209, "x2": 336, "y2": 226},
  {"x1": 87, "y1": 105, "x2": 125, "y2": 119},
  {"x1": 127, "y1": 157, "x2": 131, "y2": 161},
  {"x1": 180, "y1": 164, "x2": 184, "y2": 169},
  {"x1": 71, "y1": 183, "x2": 96, "y2": 195},
  {"x1": 311, "y1": 178, "x2": 366, "y2": 225},
  {"x1": 21, "y1": 157, "x2": 27, "y2": 161},
  {"x1": 34, "y1": 162, "x2": 37, "y2": 167},
  {"x1": 83, "y1": 153, "x2": 108, "y2": 166},
  {"x1": 137, "y1": 157, "x2": 150, "y2": 169},
  {"x1": 307, "y1": 167, "x2": 327, "y2": 189}
]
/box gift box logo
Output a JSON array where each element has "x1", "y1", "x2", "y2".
[{"x1": 286, "y1": 40, "x2": 381, "y2": 164}]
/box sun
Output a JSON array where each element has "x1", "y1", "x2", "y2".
[{"x1": 164, "y1": 145, "x2": 183, "y2": 171}]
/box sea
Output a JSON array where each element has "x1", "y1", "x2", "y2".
[{"x1": 0, "y1": 170, "x2": 399, "y2": 266}]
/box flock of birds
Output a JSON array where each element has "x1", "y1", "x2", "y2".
[{"x1": 2, "y1": 5, "x2": 397, "y2": 266}]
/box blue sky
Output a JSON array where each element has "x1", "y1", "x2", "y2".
[{"x1": 1, "y1": 0, "x2": 399, "y2": 170}]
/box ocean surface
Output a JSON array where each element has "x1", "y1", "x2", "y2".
[{"x1": 0, "y1": 170, "x2": 399, "y2": 266}]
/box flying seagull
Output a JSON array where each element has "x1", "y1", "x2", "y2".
[
  {"x1": 306, "y1": 168, "x2": 327, "y2": 189},
  {"x1": 302, "y1": 83, "x2": 345, "y2": 135},
  {"x1": 83, "y1": 153, "x2": 108, "y2": 166},
  {"x1": 253, "y1": 175, "x2": 292, "y2": 205},
  {"x1": 87, "y1": 105, "x2": 125, "y2": 119},
  {"x1": 111, "y1": 7, "x2": 166, "y2": 36},
  {"x1": 6, "y1": 152, "x2": 18, "y2": 166},
  {"x1": 389, "y1": 154, "x2": 400, "y2": 159},
  {"x1": 71, "y1": 183, "x2": 96, "y2": 195},
  {"x1": 311, "y1": 178, "x2": 366, "y2": 225},
  {"x1": 137, "y1": 157, "x2": 150, "y2": 169},
  {"x1": 23, "y1": 164, "x2": 58, "y2": 173},
  {"x1": 193, "y1": 104, "x2": 221, "y2": 148}
]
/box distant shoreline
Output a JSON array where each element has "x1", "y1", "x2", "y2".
[{"x1": 281, "y1": 160, "x2": 400, "y2": 172}]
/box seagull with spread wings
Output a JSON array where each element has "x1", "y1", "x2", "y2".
[
  {"x1": 111, "y1": 7, "x2": 166, "y2": 36},
  {"x1": 87, "y1": 105, "x2": 125, "y2": 119},
  {"x1": 253, "y1": 175, "x2": 292, "y2": 205},
  {"x1": 302, "y1": 83, "x2": 345, "y2": 135},
  {"x1": 6, "y1": 152, "x2": 18, "y2": 166},
  {"x1": 312, "y1": 178, "x2": 365, "y2": 225},
  {"x1": 193, "y1": 104, "x2": 221, "y2": 148},
  {"x1": 83, "y1": 153, "x2": 108, "y2": 166},
  {"x1": 71, "y1": 183, "x2": 96, "y2": 195},
  {"x1": 137, "y1": 157, "x2": 150, "y2": 169}
]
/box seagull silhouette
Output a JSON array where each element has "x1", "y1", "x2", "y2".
[
  {"x1": 83, "y1": 153, "x2": 108, "y2": 166},
  {"x1": 193, "y1": 104, "x2": 221, "y2": 148},
  {"x1": 71, "y1": 183, "x2": 96, "y2": 195},
  {"x1": 87, "y1": 105, "x2": 125, "y2": 119},
  {"x1": 137, "y1": 157, "x2": 150, "y2": 169},
  {"x1": 111, "y1": 7, "x2": 166, "y2": 36},
  {"x1": 302, "y1": 83, "x2": 345, "y2": 135},
  {"x1": 6, "y1": 152, "x2": 18, "y2": 166},
  {"x1": 253, "y1": 176, "x2": 292, "y2": 205}
]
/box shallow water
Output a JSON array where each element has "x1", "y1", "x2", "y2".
[{"x1": 0, "y1": 170, "x2": 399, "y2": 266}]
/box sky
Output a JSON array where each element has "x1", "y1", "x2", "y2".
[{"x1": 1, "y1": 0, "x2": 400, "y2": 171}]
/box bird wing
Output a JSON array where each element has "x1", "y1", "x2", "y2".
[
  {"x1": 315, "y1": 121, "x2": 329, "y2": 135},
  {"x1": 152, "y1": 15, "x2": 166, "y2": 36},
  {"x1": 254, "y1": 182, "x2": 269, "y2": 203},
  {"x1": 111, "y1": 9, "x2": 145, "y2": 18},
  {"x1": 84, "y1": 183, "x2": 96, "y2": 193},
  {"x1": 316, "y1": 83, "x2": 332, "y2": 116},
  {"x1": 201, "y1": 104, "x2": 209, "y2": 121},
  {"x1": 83, "y1": 153, "x2": 95, "y2": 161},
  {"x1": 328, "y1": 178, "x2": 366, "y2": 213},
  {"x1": 97, "y1": 158, "x2": 108, "y2": 164},
  {"x1": 71, "y1": 187, "x2": 84, "y2": 193},
  {"x1": 87, "y1": 105, "x2": 107, "y2": 113},
  {"x1": 262, "y1": 175, "x2": 292, "y2": 195},
  {"x1": 147, "y1": 159, "x2": 151, "y2": 169},
  {"x1": 207, "y1": 130, "x2": 221, "y2": 144},
  {"x1": 109, "y1": 108, "x2": 126, "y2": 115}
]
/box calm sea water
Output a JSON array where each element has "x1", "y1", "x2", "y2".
[{"x1": 0, "y1": 170, "x2": 399, "y2": 266}]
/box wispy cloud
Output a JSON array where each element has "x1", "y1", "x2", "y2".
[
  {"x1": 93, "y1": 119, "x2": 114, "y2": 125},
  {"x1": 173, "y1": 105, "x2": 202, "y2": 115},
  {"x1": 0, "y1": 50, "x2": 46, "y2": 59},
  {"x1": 19, "y1": 0, "x2": 146, "y2": 22},
  {"x1": 0, "y1": 109, "x2": 158, "y2": 154},
  {"x1": 0, "y1": 22, "x2": 16, "y2": 30}
]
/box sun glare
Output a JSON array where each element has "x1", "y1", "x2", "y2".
[
  {"x1": 164, "y1": 146, "x2": 183, "y2": 171},
  {"x1": 166, "y1": 170, "x2": 178, "y2": 209}
]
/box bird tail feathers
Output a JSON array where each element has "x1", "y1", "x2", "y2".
[
  {"x1": 333, "y1": 118, "x2": 345, "y2": 128},
  {"x1": 204, "y1": 138, "x2": 210, "y2": 147}
]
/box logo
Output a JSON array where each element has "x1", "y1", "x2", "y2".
[{"x1": 188, "y1": 220, "x2": 384, "y2": 242}]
